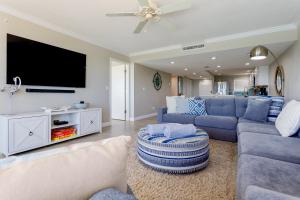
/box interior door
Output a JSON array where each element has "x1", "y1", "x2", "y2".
[{"x1": 111, "y1": 64, "x2": 126, "y2": 120}]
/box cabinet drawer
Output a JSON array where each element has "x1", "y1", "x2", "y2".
[
  {"x1": 80, "y1": 111, "x2": 100, "y2": 135},
  {"x1": 9, "y1": 116, "x2": 49, "y2": 154}
]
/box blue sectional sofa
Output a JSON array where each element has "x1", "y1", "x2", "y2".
[
  {"x1": 157, "y1": 96, "x2": 300, "y2": 200},
  {"x1": 237, "y1": 121, "x2": 300, "y2": 200},
  {"x1": 157, "y1": 96, "x2": 251, "y2": 142}
]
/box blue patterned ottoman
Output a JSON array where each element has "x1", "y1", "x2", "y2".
[{"x1": 137, "y1": 128, "x2": 209, "y2": 174}]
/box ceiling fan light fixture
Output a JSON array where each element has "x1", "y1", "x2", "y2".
[
  {"x1": 106, "y1": 0, "x2": 192, "y2": 34},
  {"x1": 145, "y1": 13, "x2": 153, "y2": 19},
  {"x1": 250, "y1": 45, "x2": 268, "y2": 60}
]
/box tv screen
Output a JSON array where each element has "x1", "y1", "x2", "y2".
[{"x1": 7, "y1": 34, "x2": 86, "y2": 88}]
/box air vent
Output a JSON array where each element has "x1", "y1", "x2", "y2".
[{"x1": 182, "y1": 44, "x2": 205, "y2": 51}]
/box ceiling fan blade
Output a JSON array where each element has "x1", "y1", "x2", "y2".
[
  {"x1": 106, "y1": 13, "x2": 136, "y2": 17},
  {"x1": 159, "y1": 0, "x2": 192, "y2": 15},
  {"x1": 134, "y1": 20, "x2": 148, "y2": 34},
  {"x1": 148, "y1": 0, "x2": 158, "y2": 10},
  {"x1": 136, "y1": 0, "x2": 148, "y2": 7}
]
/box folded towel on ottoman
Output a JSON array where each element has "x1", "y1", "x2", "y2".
[
  {"x1": 146, "y1": 123, "x2": 179, "y2": 135},
  {"x1": 163, "y1": 124, "x2": 197, "y2": 138}
]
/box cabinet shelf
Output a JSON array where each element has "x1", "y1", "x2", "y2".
[{"x1": 51, "y1": 123, "x2": 79, "y2": 130}]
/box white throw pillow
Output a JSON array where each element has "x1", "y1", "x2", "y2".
[
  {"x1": 166, "y1": 96, "x2": 185, "y2": 113},
  {"x1": 175, "y1": 98, "x2": 189, "y2": 113},
  {"x1": 276, "y1": 100, "x2": 300, "y2": 137},
  {"x1": 0, "y1": 136, "x2": 131, "y2": 200}
]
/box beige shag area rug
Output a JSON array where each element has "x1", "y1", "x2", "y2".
[{"x1": 127, "y1": 139, "x2": 237, "y2": 200}]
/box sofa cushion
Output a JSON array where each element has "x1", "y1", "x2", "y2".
[
  {"x1": 0, "y1": 136, "x2": 131, "y2": 200},
  {"x1": 237, "y1": 122, "x2": 280, "y2": 136},
  {"x1": 243, "y1": 98, "x2": 271, "y2": 122},
  {"x1": 205, "y1": 97, "x2": 236, "y2": 116},
  {"x1": 235, "y1": 97, "x2": 248, "y2": 118},
  {"x1": 238, "y1": 117, "x2": 274, "y2": 125},
  {"x1": 237, "y1": 154, "x2": 300, "y2": 200},
  {"x1": 245, "y1": 186, "x2": 300, "y2": 200},
  {"x1": 195, "y1": 115, "x2": 237, "y2": 130},
  {"x1": 238, "y1": 132, "x2": 300, "y2": 164},
  {"x1": 197, "y1": 126, "x2": 237, "y2": 142},
  {"x1": 162, "y1": 113, "x2": 197, "y2": 124}
]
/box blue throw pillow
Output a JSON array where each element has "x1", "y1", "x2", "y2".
[
  {"x1": 193, "y1": 96, "x2": 202, "y2": 100},
  {"x1": 187, "y1": 99, "x2": 207, "y2": 116},
  {"x1": 254, "y1": 96, "x2": 284, "y2": 122},
  {"x1": 244, "y1": 98, "x2": 271, "y2": 122}
]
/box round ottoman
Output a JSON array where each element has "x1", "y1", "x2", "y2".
[{"x1": 137, "y1": 128, "x2": 209, "y2": 174}]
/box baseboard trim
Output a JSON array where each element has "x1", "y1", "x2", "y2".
[
  {"x1": 130, "y1": 113, "x2": 157, "y2": 121},
  {"x1": 102, "y1": 121, "x2": 111, "y2": 127}
]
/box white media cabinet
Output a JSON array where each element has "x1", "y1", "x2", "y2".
[{"x1": 0, "y1": 108, "x2": 102, "y2": 156}]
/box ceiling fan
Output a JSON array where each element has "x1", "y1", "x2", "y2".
[{"x1": 106, "y1": 0, "x2": 192, "y2": 34}]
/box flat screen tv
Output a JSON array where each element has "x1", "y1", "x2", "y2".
[{"x1": 7, "y1": 34, "x2": 86, "y2": 88}]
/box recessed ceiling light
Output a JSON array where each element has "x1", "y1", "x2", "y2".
[
  {"x1": 211, "y1": 56, "x2": 216, "y2": 60},
  {"x1": 193, "y1": 72, "x2": 196, "y2": 75},
  {"x1": 184, "y1": 68, "x2": 188, "y2": 71},
  {"x1": 245, "y1": 62, "x2": 250, "y2": 66},
  {"x1": 199, "y1": 75, "x2": 203, "y2": 78},
  {"x1": 217, "y1": 65, "x2": 221, "y2": 68},
  {"x1": 170, "y1": 61, "x2": 175, "y2": 64}
]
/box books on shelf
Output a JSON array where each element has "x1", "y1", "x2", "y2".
[{"x1": 51, "y1": 127, "x2": 77, "y2": 141}]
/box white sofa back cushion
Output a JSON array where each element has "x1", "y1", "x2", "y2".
[
  {"x1": 0, "y1": 136, "x2": 131, "y2": 200},
  {"x1": 276, "y1": 100, "x2": 300, "y2": 137}
]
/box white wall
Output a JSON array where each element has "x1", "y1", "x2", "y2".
[
  {"x1": 269, "y1": 25, "x2": 300, "y2": 101},
  {"x1": 0, "y1": 12, "x2": 128, "y2": 123},
  {"x1": 255, "y1": 66, "x2": 269, "y2": 86},
  {"x1": 133, "y1": 63, "x2": 171, "y2": 119},
  {"x1": 198, "y1": 79, "x2": 213, "y2": 96}
]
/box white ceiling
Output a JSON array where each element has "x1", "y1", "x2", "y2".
[
  {"x1": 140, "y1": 41, "x2": 294, "y2": 79},
  {"x1": 0, "y1": 0, "x2": 300, "y2": 56},
  {"x1": 0, "y1": 0, "x2": 299, "y2": 78}
]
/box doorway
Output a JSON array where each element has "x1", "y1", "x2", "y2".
[{"x1": 110, "y1": 59, "x2": 129, "y2": 121}]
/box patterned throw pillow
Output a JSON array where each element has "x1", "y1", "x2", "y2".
[{"x1": 187, "y1": 99, "x2": 207, "y2": 116}]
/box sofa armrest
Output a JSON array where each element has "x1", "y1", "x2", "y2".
[
  {"x1": 245, "y1": 185, "x2": 300, "y2": 200},
  {"x1": 157, "y1": 107, "x2": 168, "y2": 123}
]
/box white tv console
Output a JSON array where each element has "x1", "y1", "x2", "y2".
[{"x1": 0, "y1": 108, "x2": 102, "y2": 156}]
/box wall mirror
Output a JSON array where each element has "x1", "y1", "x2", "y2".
[{"x1": 275, "y1": 66, "x2": 284, "y2": 96}]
